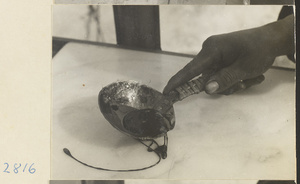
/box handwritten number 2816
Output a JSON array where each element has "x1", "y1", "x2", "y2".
[{"x1": 3, "y1": 163, "x2": 35, "y2": 174}]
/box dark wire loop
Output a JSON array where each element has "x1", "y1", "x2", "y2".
[{"x1": 63, "y1": 139, "x2": 162, "y2": 172}]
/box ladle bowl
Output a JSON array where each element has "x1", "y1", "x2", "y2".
[
  {"x1": 98, "y1": 76, "x2": 208, "y2": 140},
  {"x1": 98, "y1": 77, "x2": 208, "y2": 159},
  {"x1": 98, "y1": 81, "x2": 176, "y2": 140}
]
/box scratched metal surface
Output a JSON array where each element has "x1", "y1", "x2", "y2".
[
  {"x1": 98, "y1": 80, "x2": 175, "y2": 140},
  {"x1": 52, "y1": 42, "x2": 295, "y2": 180}
]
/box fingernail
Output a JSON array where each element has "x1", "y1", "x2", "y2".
[{"x1": 205, "y1": 81, "x2": 219, "y2": 94}]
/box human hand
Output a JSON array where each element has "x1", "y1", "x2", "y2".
[{"x1": 163, "y1": 15, "x2": 294, "y2": 95}]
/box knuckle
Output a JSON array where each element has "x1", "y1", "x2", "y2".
[
  {"x1": 203, "y1": 35, "x2": 221, "y2": 48},
  {"x1": 219, "y1": 69, "x2": 240, "y2": 85},
  {"x1": 201, "y1": 36, "x2": 223, "y2": 62}
]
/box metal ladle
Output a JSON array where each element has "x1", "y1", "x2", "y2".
[{"x1": 98, "y1": 76, "x2": 208, "y2": 158}]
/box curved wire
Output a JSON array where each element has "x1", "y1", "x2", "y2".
[{"x1": 63, "y1": 139, "x2": 162, "y2": 172}]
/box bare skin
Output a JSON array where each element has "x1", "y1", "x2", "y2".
[{"x1": 163, "y1": 15, "x2": 294, "y2": 95}]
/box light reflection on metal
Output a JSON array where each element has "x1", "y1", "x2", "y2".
[
  {"x1": 98, "y1": 80, "x2": 176, "y2": 140},
  {"x1": 99, "y1": 76, "x2": 207, "y2": 140}
]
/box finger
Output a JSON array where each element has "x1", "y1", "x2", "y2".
[
  {"x1": 243, "y1": 74, "x2": 265, "y2": 88},
  {"x1": 163, "y1": 50, "x2": 218, "y2": 95},
  {"x1": 220, "y1": 81, "x2": 246, "y2": 95},
  {"x1": 205, "y1": 65, "x2": 245, "y2": 94},
  {"x1": 219, "y1": 75, "x2": 265, "y2": 95}
]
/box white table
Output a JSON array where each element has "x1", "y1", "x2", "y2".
[{"x1": 52, "y1": 42, "x2": 295, "y2": 180}]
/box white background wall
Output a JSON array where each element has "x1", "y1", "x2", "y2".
[
  {"x1": 50, "y1": 180, "x2": 258, "y2": 184},
  {"x1": 53, "y1": 5, "x2": 282, "y2": 55},
  {"x1": 50, "y1": 181, "x2": 81, "y2": 184},
  {"x1": 159, "y1": 5, "x2": 282, "y2": 54},
  {"x1": 52, "y1": 5, "x2": 294, "y2": 68},
  {"x1": 54, "y1": 0, "x2": 228, "y2": 4}
]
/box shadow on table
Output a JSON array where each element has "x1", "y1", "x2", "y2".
[{"x1": 57, "y1": 95, "x2": 138, "y2": 148}]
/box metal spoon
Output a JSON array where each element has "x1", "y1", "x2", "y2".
[{"x1": 98, "y1": 76, "x2": 208, "y2": 158}]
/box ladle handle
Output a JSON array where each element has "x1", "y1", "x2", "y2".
[{"x1": 169, "y1": 75, "x2": 209, "y2": 103}]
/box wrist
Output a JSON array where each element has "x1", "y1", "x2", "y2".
[{"x1": 260, "y1": 14, "x2": 295, "y2": 57}]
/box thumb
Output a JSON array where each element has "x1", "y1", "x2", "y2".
[{"x1": 205, "y1": 66, "x2": 245, "y2": 94}]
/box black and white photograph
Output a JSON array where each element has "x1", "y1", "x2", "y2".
[
  {"x1": 49, "y1": 180, "x2": 295, "y2": 184},
  {"x1": 51, "y1": 5, "x2": 296, "y2": 180},
  {"x1": 53, "y1": 0, "x2": 295, "y2": 5}
]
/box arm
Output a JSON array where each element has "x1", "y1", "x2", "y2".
[{"x1": 163, "y1": 14, "x2": 295, "y2": 95}]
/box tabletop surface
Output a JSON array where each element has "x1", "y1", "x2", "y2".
[{"x1": 52, "y1": 42, "x2": 295, "y2": 180}]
